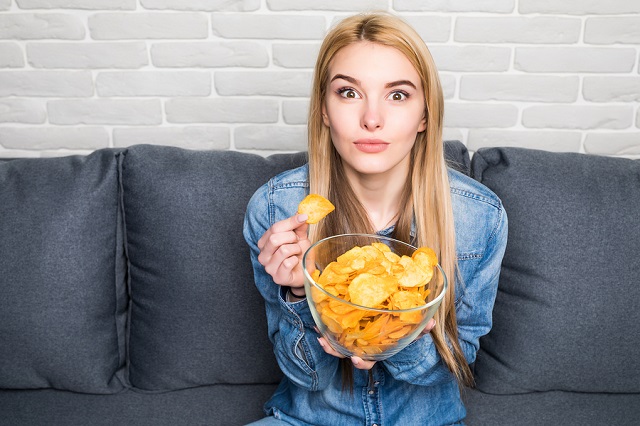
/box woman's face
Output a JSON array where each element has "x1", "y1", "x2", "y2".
[{"x1": 323, "y1": 41, "x2": 426, "y2": 177}]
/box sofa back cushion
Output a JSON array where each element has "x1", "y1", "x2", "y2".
[
  {"x1": 121, "y1": 145, "x2": 306, "y2": 390},
  {"x1": 471, "y1": 147, "x2": 640, "y2": 394},
  {"x1": 0, "y1": 150, "x2": 127, "y2": 393}
]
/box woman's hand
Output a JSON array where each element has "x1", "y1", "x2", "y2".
[
  {"x1": 417, "y1": 318, "x2": 436, "y2": 339},
  {"x1": 316, "y1": 336, "x2": 377, "y2": 370},
  {"x1": 257, "y1": 214, "x2": 311, "y2": 289},
  {"x1": 315, "y1": 318, "x2": 436, "y2": 371}
]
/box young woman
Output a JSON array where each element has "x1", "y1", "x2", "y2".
[{"x1": 243, "y1": 12, "x2": 508, "y2": 425}]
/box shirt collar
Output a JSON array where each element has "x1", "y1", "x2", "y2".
[{"x1": 376, "y1": 220, "x2": 417, "y2": 242}]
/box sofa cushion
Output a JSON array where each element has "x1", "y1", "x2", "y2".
[
  {"x1": 445, "y1": 139, "x2": 471, "y2": 175},
  {"x1": 121, "y1": 145, "x2": 307, "y2": 391},
  {"x1": 0, "y1": 150, "x2": 127, "y2": 393},
  {"x1": 0, "y1": 384, "x2": 278, "y2": 426},
  {"x1": 471, "y1": 147, "x2": 640, "y2": 394},
  {"x1": 464, "y1": 388, "x2": 640, "y2": 426}
]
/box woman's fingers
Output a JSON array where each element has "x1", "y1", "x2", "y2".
[
  {"x1": 417, "y1": 318, "x2": 436, "y2": 339},
  {"x1": 271, "y1": 251, "x2": 302, "y2": 286},
  {"x1": 258, "y1": 214, "x2": 308, "y2": 251},
  {"x1": 265, "y1": 237, "x2": 312, "y2": 286},
  {"x1": 350, "y1": 356, "x2": 376, "y2": 371},
  {"x1": 316, "y1": 337, "x2": 343, "y2": 358},
  {"x1": 317, "y1": 337, "x2": 377, "y2": 370},
  {"x1": 426, "y1": 318, "x2": 436, "y2": 331},
  {"x1": 262, "y1": 241, "x2": 302, "y2": 274},
  {"x1": 257, "y1": 214, "x2": 310, "y2": 287}
]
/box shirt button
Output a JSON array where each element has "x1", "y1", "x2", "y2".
[
  {"x1": 373, "y1": 424, "x2": 379, "y2": 426},
  {"x1": 374, "y1": 381, "x2": 380, "y2": 386},
  {"x1": 368, "y1": 390, "x2": 374, "y2": 395}
]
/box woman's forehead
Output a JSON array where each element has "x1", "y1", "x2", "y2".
[{"x1": 328, "y1": 42, "x2": 421, "y2": 87}]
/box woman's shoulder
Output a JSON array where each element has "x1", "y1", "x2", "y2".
[
  {"x1": 245, "y1": 164, "x2": 309, "y2": 230},
  {"x1": 268, "y1": 163, "x2": 309, "y2": 191},
  {"x1": 448, "y1": 167, "x2": 507, "y2": 258},
  {"x1": 248, "y1": 164, "x2": 309, "y2": 202},
  {"x1": 447, "y1": 167, "x2": 503, "y2": 211}
]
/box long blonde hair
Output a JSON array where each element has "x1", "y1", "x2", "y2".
[{"x1": 307, "y1": 12, "x2": 473, "y2": 387}]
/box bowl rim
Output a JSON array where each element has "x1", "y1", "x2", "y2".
[{"x1": 302, "y1": 233, "x2": 448, "y2": 313}]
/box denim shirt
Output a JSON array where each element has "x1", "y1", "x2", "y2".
[{"x1": 243, "y1": 164, "x2": 508, "y2": 426}]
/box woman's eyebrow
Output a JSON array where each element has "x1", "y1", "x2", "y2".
[
  {"x1": 330, "y1": 74, "x2": 417, "y2": 90},
  {"x1": 386, "y1": 80, "x2": 417, "y2": 90},
  {"x1": 330, "y1": 73, "x2": 359, "y2": 85}
]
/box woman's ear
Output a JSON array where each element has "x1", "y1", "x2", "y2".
[
  {"x1": 418, "y1": 115, "x2": 427, "y2": 132},
  {"x1": 322, "y1": 104, "x2": 330, "y2": 127}
]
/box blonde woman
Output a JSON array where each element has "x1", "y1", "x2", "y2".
[{"x1": 243, "y1": 12, "x2": 507, "y2": 425}]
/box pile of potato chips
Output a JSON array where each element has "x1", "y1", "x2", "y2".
[{"x1": 309, "y1": 242, "x2": 438, "y2": 357}]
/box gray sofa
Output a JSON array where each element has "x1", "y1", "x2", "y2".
[{"x1": 1, "y1": 142, "x2": 638, "y2": 426}]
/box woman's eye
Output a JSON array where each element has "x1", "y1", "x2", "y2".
[
  {"x1": 389, "y1": 91, "x2": 408, "y2": 101},
  {"x1": 337, "y1": 88, "x2": 359, "y2": 99}
]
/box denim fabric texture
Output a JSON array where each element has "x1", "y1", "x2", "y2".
[{"x1": 243, "y1": 163, "x2": 508, "y2": 425}]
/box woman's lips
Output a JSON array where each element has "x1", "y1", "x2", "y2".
[{"x1": 354, "y1": 139, "x2": 389, "y2": 153}]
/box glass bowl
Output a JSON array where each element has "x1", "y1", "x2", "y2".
[{"x1": 302, "y1": 233, "x2": 447, "y2": 361}]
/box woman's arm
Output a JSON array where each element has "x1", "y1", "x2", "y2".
[
  {"x1": 383, "y1": 205, "x2": 508, "y2": 386},
  {"x1": 243, "y1": 187, "x2": 340, "y2": 391}
]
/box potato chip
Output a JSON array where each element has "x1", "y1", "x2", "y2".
[
  {"x1": 384, "y1": 251, "x2": 401, "y2": 263},
  {"x1": 311, "y1": 287, "x2": 327, "y2": 304},
  {"x1": 371, "y1": 242, "x2": 391, "y2": 253},
  {"x1": 348, "y1": 273, "x2": 397, "y2": 308},
  {"x1": 390, "y1": 291, "x2": 427, "y2": 323},
  {"x1": 388, "y1": 325, "x2": 413, "y2": 339},
  {"x1": 361, "y1": 345, "x2": 384, "y2": 355},
  {"x1": 321, "y1": 312, "x2": 343, "y2": 334},
  {"x1": 412, "y1": 247, "x2": 437, "y2": 283},
  {"x1": 328, "y1": 299, "x2": 357, "y2": 315},
  {"x1": 339, "y1": 309, "x2": 367, "y2": 329},
  {"x1": 390, "y1": 290, "x2": 426, "y2": 309},
  {"x1": 362, "y1": 245, "x2": 386, "y2": 262},
  {"x1": 317, "y1": 267, "x2": 350, "y2": 286},
  {"x1": 297, "y1": 194, "x2": 335, "y2": 224},
  {"x1": 396, "y1": 255, "x2": 430, "y2": 287},
  {"x1": 412, "y1": 247, "x2": 438, "y2": 269},
  {"x1": 362, "y1": 262, "x2": 387, "y2": 275},
  {"x1": 337, "y1": 246, "x2": 364, "y2": 264}
]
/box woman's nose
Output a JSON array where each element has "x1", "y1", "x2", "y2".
[{"x1": 361, "y1": 101, "x2": 383, "y2": 131}]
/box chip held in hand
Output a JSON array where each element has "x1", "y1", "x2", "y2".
[{"x1": 297, "y1": 194, "x2": 335, "y2": 224}]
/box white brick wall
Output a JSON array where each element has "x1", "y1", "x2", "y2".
[{"x1": 0, "y1": 0, "x2": 638, "y2": 158}]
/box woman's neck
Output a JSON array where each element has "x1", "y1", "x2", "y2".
[{"x1": 343, "y1": 162, "x2": 409, "y2": 232}]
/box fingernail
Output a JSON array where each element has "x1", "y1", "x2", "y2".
[
  {"x1": 317, "y1": 337, "x2": 324, "y2": 347},
  {"x1": 351, "y1": 357, "x2": 359, "y2": 366},
  {"x1": 298, "y1": 214, "x2": 308, "y2": 223}
]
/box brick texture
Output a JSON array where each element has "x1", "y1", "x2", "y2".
[
  {"x1": 140, "y1": 0, "x2": 260, "y2": 12},
  {"x1": 0, "y1": 43, "x2": 25, "y2": 67},
  {"x1": 0, "y1": 2, "x2": 638, "y2": 158}
]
